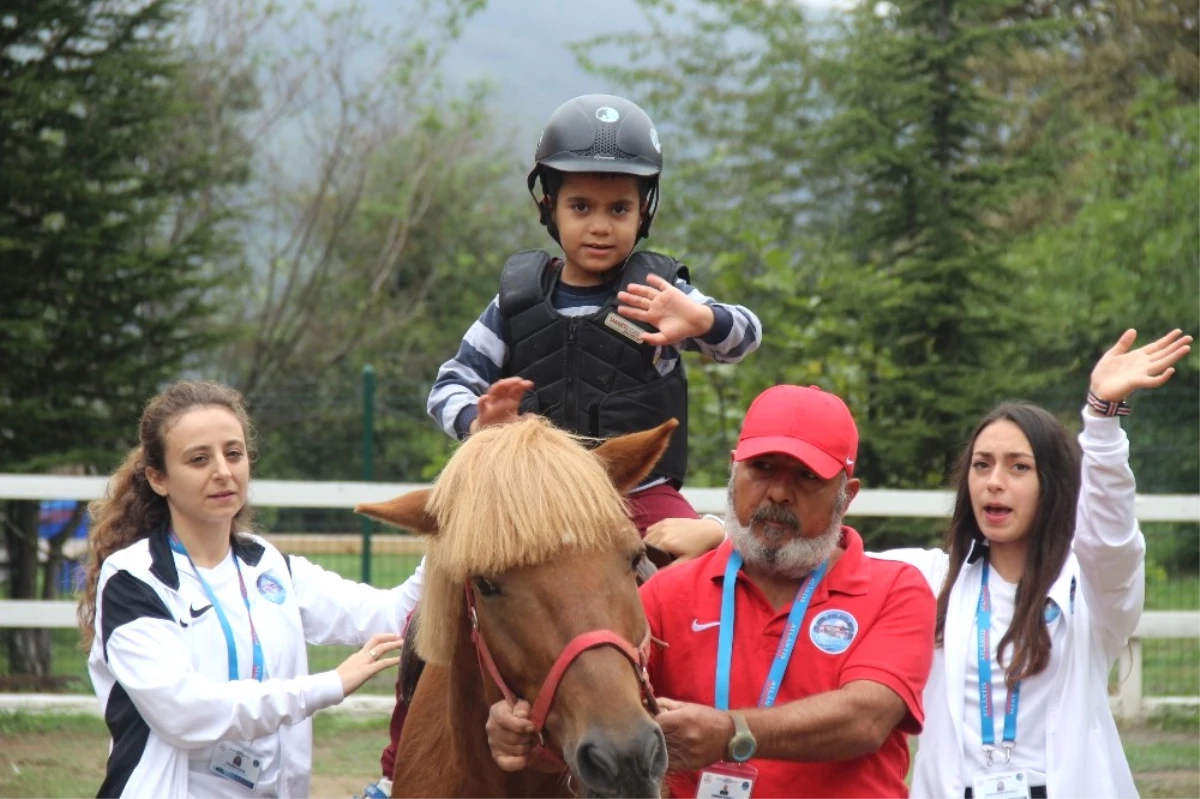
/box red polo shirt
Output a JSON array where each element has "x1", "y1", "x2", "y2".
[{"x1": 640, "y1": 528, "x2": 934, "y2": 798}]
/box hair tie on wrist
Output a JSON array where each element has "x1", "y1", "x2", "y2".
[{"x1": 1087, "y1": 390, "x2": 1130, "y2": 417}]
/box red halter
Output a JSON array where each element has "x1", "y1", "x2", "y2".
[{"x1": 464, "y1": 584, "x2": 660, "y2": 767}]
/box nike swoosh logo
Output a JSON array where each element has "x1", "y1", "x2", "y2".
[
  {"x1": 691, "y1": 619, "x2": 720, "y2": 632},
  {"x1": 190, "y1": 604, "x2": 213, "y2": 619}
]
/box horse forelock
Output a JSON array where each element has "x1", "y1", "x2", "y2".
[{"x1": 414, "y1": 416, "x2": 641, "y2": 665}]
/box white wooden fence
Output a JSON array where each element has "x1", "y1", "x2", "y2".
[{"x1": 2, "y1": 474, "x2": 1197, "y2": 720}]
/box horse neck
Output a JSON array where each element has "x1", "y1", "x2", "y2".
[{"x1": 447, "y1": 614, "x2": 573, "y2": 798}]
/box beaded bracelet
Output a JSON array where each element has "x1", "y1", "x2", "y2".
[{"x1": 1087, "y1": 390, "x2": 1131, "y2": 417}]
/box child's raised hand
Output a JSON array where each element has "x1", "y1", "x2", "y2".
[
  {"x1": 1089, "y1": 328, "x2": 1192, "y2": 406},
  {"x1": 471, "y1": 377, "x2": 534, "y2": 433},
  {"x1": 617, "y1": 273, "x2": 715, "y2": 346}
]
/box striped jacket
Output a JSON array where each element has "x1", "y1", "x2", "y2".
[{"x1": 428, "y1": 260, "x2": 762, "y2": 441}]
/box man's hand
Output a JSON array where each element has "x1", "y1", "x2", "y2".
[
  {"x1": 470, "y1": 377, "x2": 535, "y2": 433},
  {"x1": 655, "y1": 697, "x2": 735, "y2": 772},
  {"x1": 1089, "y1": 328, "x2": 1191, "y2": 406},
  {"x1": 617, "y1": 273, "x2": 715, "y2": 346},
  {"x1": 644, "y1": 517, "x2": 725, "y2": 565},
  {"x1": 486, "y1": 699, "x2": 537, "y2": 772}
]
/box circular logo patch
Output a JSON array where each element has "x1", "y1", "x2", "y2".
[
  {"x1": 809, "y1": 609, "x2": 858, "y2": 654},
  {"x1": 1043, "y1": 599, "x2": 1061, "y2": 624},
  {"x1": 257, "y1": 571, "x2": 287, "y2": 605},
  {"x1": 649, "y1": 126, "x2": 661, "y2": 153},
  {"x1": 596, "y1": 106, "x2": 620, "y2": 123}
]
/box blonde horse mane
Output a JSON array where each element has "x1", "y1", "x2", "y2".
[{"x1": 416, "y1": 416, "x2": 640, "y2": 665}]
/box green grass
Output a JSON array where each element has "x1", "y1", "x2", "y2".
[
  {"x1": 0, "y1": 710, "x2": 99, "y2": 736},
  {"x1": 1147, "y1": 572, "x2": 1199, "y2": 611},
  {"x1": 0, "y1": 711, "x2": 394, "y2": 799},
  {"x1": 2, "y1": 710, "x2": 1196, "y2": 799}
]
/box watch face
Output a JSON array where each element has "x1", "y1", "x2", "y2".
[{"x1": 729, "y1": 734, "x2": 756, "y2": 762}]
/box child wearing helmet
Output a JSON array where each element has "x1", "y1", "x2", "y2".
[
  {"x1": 354, "y1": 97, "x2": 762, "y2": 799},
  {"x1": 427, "y1": 94, "x2": 762, "y2": 535}
]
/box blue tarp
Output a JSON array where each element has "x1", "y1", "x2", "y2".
[{"x1": 37, "y1": 500, "x2": 89, "y2": 592}]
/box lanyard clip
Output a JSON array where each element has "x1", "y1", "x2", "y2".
[
  {"x1": 1002, "y1": 742, "x2": 1014, "y2": 763},
  {"x1": 982, "y1": 745, "x2": 995, "y2": 767}
]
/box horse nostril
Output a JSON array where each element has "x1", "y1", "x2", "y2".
[
  {"x1": 575, "y1": 739, "x2": 620, "y2": 791},
  {"x1": 644, "y1": 722, "x2": 667, "y2": 779}
]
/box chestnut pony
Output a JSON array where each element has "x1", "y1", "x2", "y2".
[{"x1": 356, "y1": 416, "x2": 673, "y2": 798}]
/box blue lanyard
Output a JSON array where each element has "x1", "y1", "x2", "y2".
[
  {"x1": 169, "y1": 532, "x2": 266, "y2": 682},
  {"x1": 976, "y1": 560, "x2": 1019, "y2": 765},
  {"x1": 714, "y1": 549, "x2": 829, "y2": 711}
]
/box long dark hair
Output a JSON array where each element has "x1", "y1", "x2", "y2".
[
  {"x1": 78, "y1": 381, "x2": 256, "y2": 649},
  {"x1": 934, "y1": 402, "x2": 1081, "y2": 689}
]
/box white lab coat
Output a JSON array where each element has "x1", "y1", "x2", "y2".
[{"x1": 876, "y1": 411, "x2": 1142, "y2": 798}]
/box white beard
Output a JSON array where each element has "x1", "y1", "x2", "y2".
[{"x1": 725, "y1": 472, "x2": 847, "y2": 579}]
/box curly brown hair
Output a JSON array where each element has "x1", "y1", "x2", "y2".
[{"x1": 77, "y1": 381, "x2": 257, "y2": 649}]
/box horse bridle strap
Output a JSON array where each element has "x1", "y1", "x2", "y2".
[{"x1": 464, "y1": 585, "x2": 658, "y2": 766}]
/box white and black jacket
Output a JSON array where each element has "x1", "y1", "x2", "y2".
[{"x1": 88, "y1": 527, "x2": 423, "y2": 798}]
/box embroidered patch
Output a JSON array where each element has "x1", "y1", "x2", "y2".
[
  {"x1": 256, "y1": 571, "x2": 287, "y2": 604},
  {"x1": 604, "y1": 312, "x2": 646, "y2": 344},
  {"x1": 596, "y1": 106, "x2": 620, "y2": 123},
  {"x1": 809, "y1": 609, "x2": 858, "y2": 654},
  {"x1": 1043, "y1": 599, "x2": 1062, "y2": 624}
]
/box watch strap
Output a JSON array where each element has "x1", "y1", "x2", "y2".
[{"x1": 727, "y1": 711, "x2": 756, "y2": 762}]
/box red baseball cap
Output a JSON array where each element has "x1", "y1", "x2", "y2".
[{"x1": 733, "y1": 385, "x2": 858, "y2": 479}]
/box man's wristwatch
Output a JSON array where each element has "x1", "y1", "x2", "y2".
[{"x1": 726, "y1": 711, "x2": 757, "y2": 763}]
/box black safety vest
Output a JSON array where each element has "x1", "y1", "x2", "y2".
[{"x1": 498, "y1": 249, "x2": 689, "y2": 484}]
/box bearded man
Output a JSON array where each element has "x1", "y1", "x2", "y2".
[{"x1": 486, "y1": 385, "x2": 936, "y2": 799}]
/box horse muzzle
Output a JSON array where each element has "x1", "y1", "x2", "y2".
[{"x1": 567, "y1": 716, "x2": 667, "y2": 799}]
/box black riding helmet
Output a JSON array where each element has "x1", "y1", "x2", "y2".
[{"x1": 527, "y1": 94, "x2": 663, "y2": 245}]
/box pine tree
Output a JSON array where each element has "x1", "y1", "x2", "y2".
[
  {"x1": 0, "y1": 0, "x2": 242, "y2": 673},
  {"x1": 804, "y1": 0, "x2": 1046, "y2": 492}
]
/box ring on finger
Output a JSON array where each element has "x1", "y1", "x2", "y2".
[{"x1": 369, "y1": 648, "x2": 378, "y2": 661}]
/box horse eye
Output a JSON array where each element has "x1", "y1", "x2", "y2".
[
  {"x1": 472, "y1": 576, "x2": 502, "y2": 597},
  {"x1": 630, "y1": 552, "x2": 645, "y2": 572}
]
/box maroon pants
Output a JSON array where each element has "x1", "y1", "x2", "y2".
[
  {"x1": 377, "y1": 483, "x2": 697, "y2": 778},
  {"x1": 627, "y1": 482, "x2": 699, "y2": 533}
]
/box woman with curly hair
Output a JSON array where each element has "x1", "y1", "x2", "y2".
[{"x1": 79, "y1": 380, "x2": 423, "y2": 799}]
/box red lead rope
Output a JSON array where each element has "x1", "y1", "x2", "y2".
[{"x1": 465, "y1": 584, "x2": 659, "y2": 767}]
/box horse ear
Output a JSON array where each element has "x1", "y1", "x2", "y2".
[
  {"x1": 355, "y1": 489, "x2": 439, "y2": 536},
  {"x1": 594, "y1": 418, "x2": 679, "y2": 494}
]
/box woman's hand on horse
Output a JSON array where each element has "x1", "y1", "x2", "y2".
[
  {"x1": 617, "y1": 273, "x2": 715, "y2": 346},
  {"x1": 486, "y1": 699, "x2": 538, "y2": 772},
  {"x1": 1089, "y1": 328, "x2": 1191, "y2": 405},
  {"x1": 644, "y1": 517, "x2": 725, "y2": 565},
  {"x1": 471, "y1": 378, "x2": 535, "y2": 433},
  {"x1": 655, "y1": 697, "x2": 734, "y2": 772},
  {"x1": 336, "y1": 633, "x2": 403, "y2": 696}
]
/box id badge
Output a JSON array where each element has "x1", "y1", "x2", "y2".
[
  {"x1": 972, "y1": 768, "x2": 1031, "y2": 799},
  {"x1": 209, "y1": 741, "x2": 262, "y2": 790},
  {"x1": 696, "y1": 761, "x2": 758, "y2": 799}
]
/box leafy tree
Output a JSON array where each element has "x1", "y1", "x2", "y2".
[
  {"x1": 580, "y1": 1, "x2": 1052, "y2": 506},
  {"x1": 577, "y1": 1, "x2": 841, "y2": 486},
  {"x1": 175, "y1": 1, "x2": 536, "y2": 518},
  {"x1": 799, "y1": 0, "x2": 1056, "y2": 500},
  {"x1": 1010, "y1": 81, "x2": 1200, "y2": 495},
  {"x1": 0, "y1": 0, "x2": 247, "y2": 673}
]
